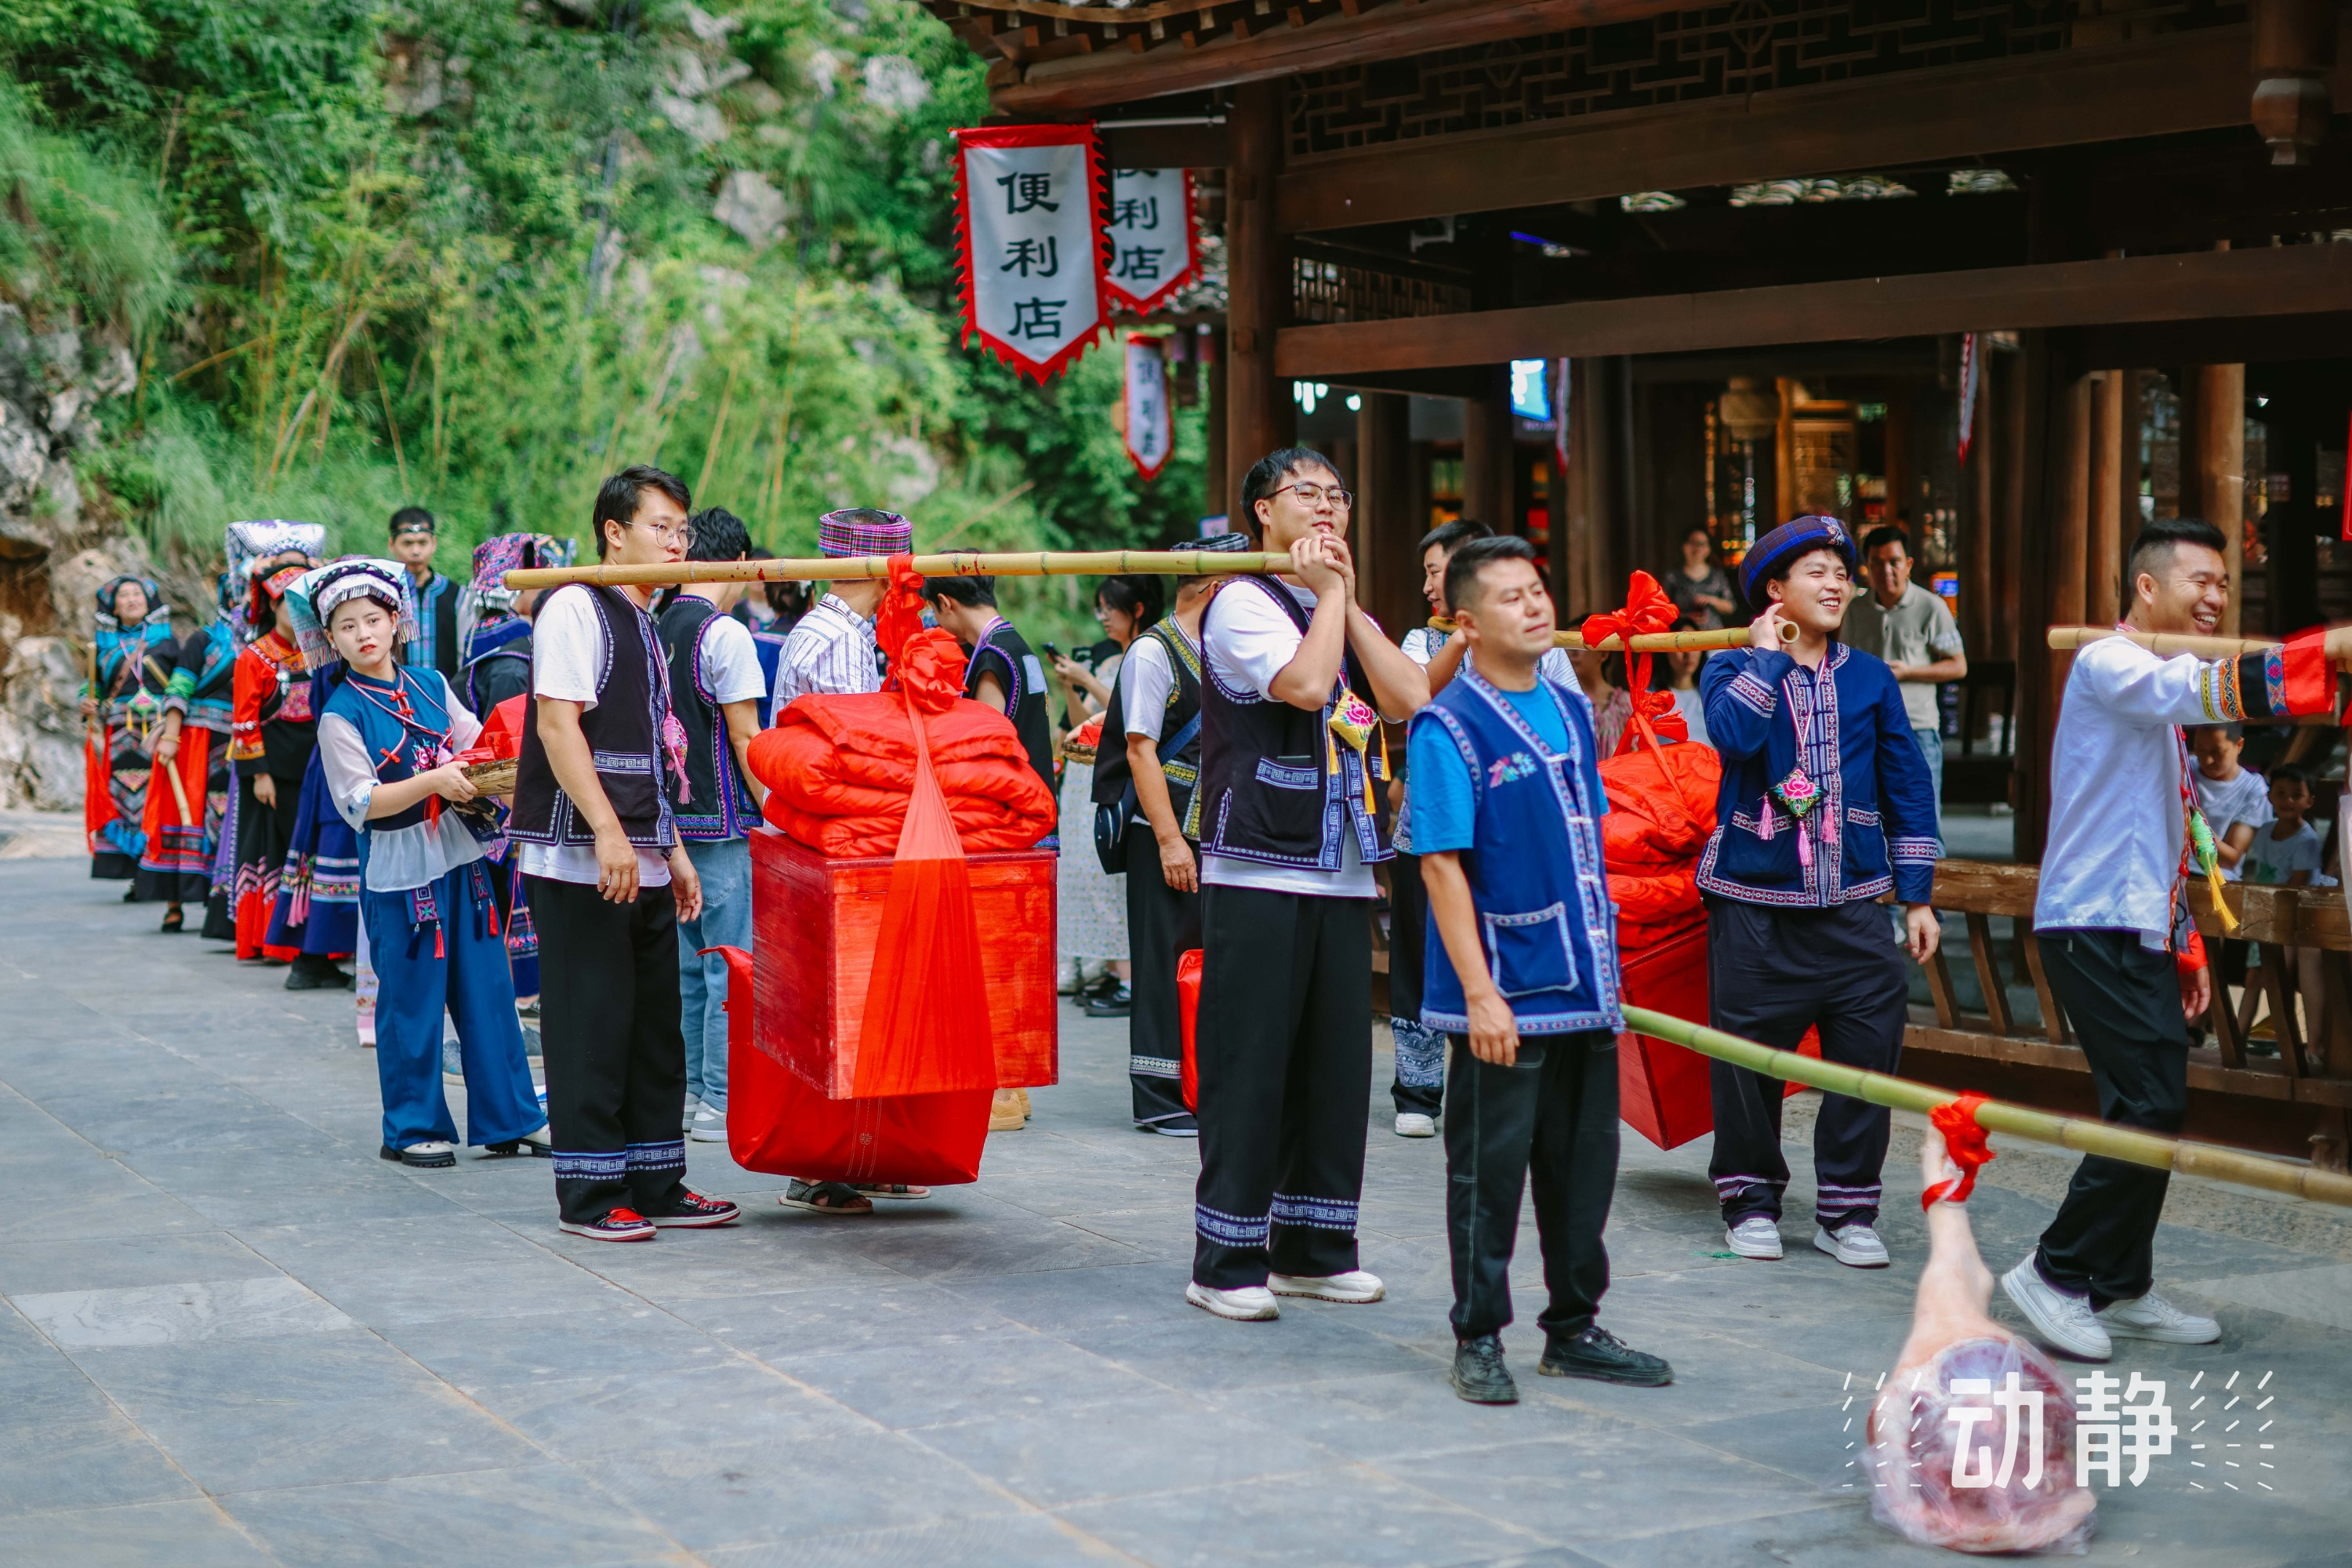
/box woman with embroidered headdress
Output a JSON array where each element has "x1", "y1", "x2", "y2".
[
  {"x1": 147, "y1": 522, "x2": 325, "y2": 935},
  {"x1": 82, "y1": 575, "x2": 177, "y2": 885},
  {"x1": 290, "y1": 558, "x2": 550, "y2": 1167},
  {"x1": 228, "y1": 560, "x2": 325, "y2": 966}
]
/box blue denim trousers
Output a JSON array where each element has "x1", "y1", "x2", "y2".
[{"x1": 677, "y1": 836, "x2": 753, "y2": 1109}]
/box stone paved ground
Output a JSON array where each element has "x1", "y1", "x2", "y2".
[{"x1": 3, "y1": 849, "x2": 2349, "y2": 1567}]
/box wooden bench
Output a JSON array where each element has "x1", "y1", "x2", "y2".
[{"x1": 1907, "y1": 859, "x2": 2352, "y2": 1169}]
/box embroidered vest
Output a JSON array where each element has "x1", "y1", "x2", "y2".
[
  {"x1": 509, "y1": 584, "x2": 679, "y2": 851},
  {"x1": 964, "y1": 617, "x2": 1057, "y2": 800},
  {"x1": 1091, "y1": 619, "x2": 1206, "y2": 838},
  {"x1": 657, "y1": 595, "x2": 757, "y2": 840},
  {"x1": 1196, "y1": 574, "x2": 1393, "y2": 871},
  {"x1": 1412, "y1": 667, "x2": 1621, "y2": 1036}
]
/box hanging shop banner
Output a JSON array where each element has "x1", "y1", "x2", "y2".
[
  {"x1": 1102, "y1": 168, "x2": 1200, "y2": 317},
  {"x1": 953, "y1": 124, "x2": 1108, "y2": 382},
  {"x1": 1957, "y1": 332, "x2": 1982, "y2": 463},
  {"x1": 1122, "y1": 334, "x2": 1174, "y2": 481}
]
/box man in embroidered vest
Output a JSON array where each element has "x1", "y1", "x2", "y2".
[
  {"x1": 1186, "y1": 448, "x2": 1430, "y2": 1322},
  {"x1": 1698, "y1": 514, "x2": 1942, "y2": 1272},
  {"x1": 513, "y1": 466, "x2": 738, "y2": 1243},
  {"x1": 1412, "y1": 537, "x2": 1671, "y2": 1403},
  {"x1": 2006, "y1": 517, "x2": 2351, "y2": 1359},
  {"x1": 657, "y1": 506, "x2": 770, "y2": 1150}
]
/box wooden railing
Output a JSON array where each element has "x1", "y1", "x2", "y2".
[{"x1": 1907, "y1": 859, "x2": 2352, "y2": 1170}]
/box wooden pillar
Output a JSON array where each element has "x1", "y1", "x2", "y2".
[
  {"x1": 1462, "y1": 369, "x2": 1515, "y2": 532},
  {"x1": 1885, "y1": 385, "x2": 1914, "y2": 533},
  {"x1": 1773, "y1": 376, "x2": 1797, "y2": 526},
  {"x1": 2274, "y1": 419, "x2": 2323, "y2": 630},
  {"x1": 2011, "y1": 332, "x2": 2057, "y2": 859},
  {"x1": 1962, "y1": 350, "x2": 1994, "y2": 657},
  {"x1": 1562, "y1": 358, "x2": 1614, "y2": 616},
  {"x1": 1356, "y1": 391, "x2": 1417, "y2": 638},
  {"x1": 1204, "y1": 328, "x2": 1229, "y2": 521},
  {"x1": 1997, "y1": 347, "x2": 2028, "y2": 665},
  {"x1": 1225, "y1": 81, "x2": 1290, "y2": 489},
  {"x1": 2087, "y1": 370, "x2": 2127, "y2": 625},
  {"x1": 2196, "y1": 361, "x2": 2247, "y2": 634}
]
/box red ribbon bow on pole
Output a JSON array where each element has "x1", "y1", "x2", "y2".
[
  {"x1": 1580, "y1": 571, "x2": 1687, "y2": 753},
  {"x1": 1920, "y1": 1091, "x2": 1997, "y2": 1208}
]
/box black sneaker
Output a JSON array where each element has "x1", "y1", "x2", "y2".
[
  {"x1": 1083, "y1": 984, "x2": 1134, "y2": 1018},
  {"x1": 647, "y1": 1190, "x2": 740, "y2": 1228},
  {"x1": 1538, "y1": 1324, "x2": 1673, "y2": 1387},
  {"x1": 1450, "y1": 1334, "x2": 1519, "y2": 1404},
  {"x1": 560, "y1": 1207, "x2": 655, "y2": 1243}
]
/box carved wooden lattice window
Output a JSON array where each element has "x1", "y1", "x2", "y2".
[
  {"x1": 1288, "y1": 0, "x2": 2245, "y2": 158},
  {"x1": 1292, "y1": 257, "x2": 1475, "y2": 323}
]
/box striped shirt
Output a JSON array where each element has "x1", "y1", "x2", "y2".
[{"x1": 772, "y1": 592, "x2": 880, "y2": 709}]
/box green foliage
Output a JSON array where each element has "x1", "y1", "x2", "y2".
[{"x1": 0, "y1": 0, "x2": 1207, "y2": 601}]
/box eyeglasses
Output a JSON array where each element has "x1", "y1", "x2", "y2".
[
  {"x1": 1272, "y1": 481, "x2": 1354, "y2": 510},
  {"x1": 624, "y1": 520, "x2": 690, "y2": 546}
]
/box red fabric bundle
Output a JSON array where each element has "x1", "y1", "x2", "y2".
[{"x1": 749, "y1": 689, "x2": 1056, "y2": 859}]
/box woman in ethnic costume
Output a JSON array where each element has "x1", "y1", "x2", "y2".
[
  {"x1": 82, "y1": 576, "x2": 177, "y2": 885},
  {"x1": 228, "y1": 563, "x2": 324, "y2": 965},
  {"x1": 289, "y1": 558, "x2": 549, "y2": 1167},
  {"x1": 263, "y1": 674, "x2": 361, "y2": 989}
]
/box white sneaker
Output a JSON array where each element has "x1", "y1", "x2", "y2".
[
  {"x1": 1269, "y1": 1269, "x2": 1386, "y2": 1304},
  {"x1": 442, "y1": 1041, "x2": 464, "y2": 1085},
  {"x1": 1813, "y1": 1222, "x2": 1891, "y2": 1269},
  {"x1": 1187, "y1": 1282, "x2": 1279, "y2": 1321},
  {"x1": 689, "y1": 1105, "x2": 728, "y2": 1144},
  {"x1": 1725, "y1": 1217, "x2": 1784, "y2": 1260},
  {"x1": 2000, "y1": 1256, "x2": 2113, "y2": 1360},
  {"x1": 681, "y1": 1096, "x2": 703, "y2": 1131},
  {"x1": 2099, "y1": 1290, "x2": 2221, "y2": 1345},
  {"x1": 1394, "y1": 1112, "x2": 1437, "y2": 1138}
]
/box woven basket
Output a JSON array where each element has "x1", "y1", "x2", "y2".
[{"x1": 464, "y1": 757, "x2": 518, "y2": 797}]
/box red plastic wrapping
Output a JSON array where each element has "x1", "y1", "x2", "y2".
[
  {"x1": 1177, "y1": 947, "x2": 1203, "y2": 1111},
  {"x1": 713, "y1": 946, "x2": 991, "y2": 1186},
  {"x1": 1867, "y1": 1336, "x2": 2095, "y2": 1555},
  {"x1": 750, "y1": 827, "x2": 1057, "y2": 1095},
  {"x1": 1616, "y1": 922, "x2": 1818, "y2": 1150}
]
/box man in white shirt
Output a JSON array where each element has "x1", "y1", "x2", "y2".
[
  {"x1": 1185, "y1": 448, "x2": 1430, "y2": 1323},
  {"x1": 657, "y1": 508, "x2": 770, "y2": 1149},
  {"x1": 517, "y1": 465, "x2": 738, "y2": 1243},
  {"x1": 1844, "y1": 526, "x2": 1965, "y2": 809},
  {"x1": 2011, "y1": 516, "x2": 2350, "y2": 1359}
]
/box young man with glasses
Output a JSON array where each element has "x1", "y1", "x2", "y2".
[
  {"x1": 1186, "y1": 448, "x2": 1430, "y2": 1321},
  {"x1": 513, "y1": 465, "x2": 738, "y2": 1243}
]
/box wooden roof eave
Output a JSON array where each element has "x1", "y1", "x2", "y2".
[{"x1": 976, "y1": 0, "x2": 1693, "y2": 114}]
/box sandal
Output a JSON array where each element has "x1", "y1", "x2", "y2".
[
  {"x1": 851, "y1": 1184, "x2": 931, "y2": 1200},
  {"x1": 158, "y1": 906, "x2": 184, "y2": 934},
  {"x1": 779, "y1": 1179, "x2": 872, "y2": 1216}
]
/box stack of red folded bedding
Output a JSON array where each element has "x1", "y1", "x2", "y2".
[{"x1": 748, "y1": 691, "x2": 1058, "y2": 858}]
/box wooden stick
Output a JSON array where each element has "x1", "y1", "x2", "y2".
[
  {"x1": 2047, "y1": 625, "x2": 2282, "y2": 657},
  {"x1": 1624, "y1": 1004, "x2": 2352, "y2": 1209},
  {"x1": 1427, "y1": 617, "x2": 1792, "y2": 652},
  {"x1": 503, "y1": 550, "x2": 1294, "y2": 592},
  {"x1": 163, "y1": 752, "x2": 194, "y2": 828}
]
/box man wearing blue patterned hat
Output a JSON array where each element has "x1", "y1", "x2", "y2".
[{"x1": 1697, "y1": 514, "x2": 1943, "y2": 1271}]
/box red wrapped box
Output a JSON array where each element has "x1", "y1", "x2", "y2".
[
  {"x1": 751, "y1": 826, "x2": 1057, "y2": 1097},
  {"x1": 1617, "y1": 920, "x2": 1816, "y2": 1150},
  {"x1": 715, "y1": 946, "x2": 991, "y2": 1186}
]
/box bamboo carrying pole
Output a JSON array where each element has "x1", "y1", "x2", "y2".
[
  {"x1": 1623, "y1": 1005, "x2": 2352, "y2": 1209},
  {"x1": 163, "y1": 750, "x2": 194, "y2": 828},
  {"x1": 2046, "y1": 626, "x2": 2282, "y2": 657},
  {"x1": 1428, "y1": 617, "x2": 1796, "y2": 653},
  {"x1": 501, "y1": 550, "x2": 1295, "y2": 593}
]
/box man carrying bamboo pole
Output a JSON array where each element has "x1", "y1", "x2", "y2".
[
  {"x1": 2009, "y1": 516, "x2": 2349, "y2": 1359},
  {"x1": 1185, "y1": 447, "x2": 1430, "y2": 1322}
]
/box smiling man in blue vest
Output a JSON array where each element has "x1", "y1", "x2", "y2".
[{"x1": 1412, "y1": 535, "x2": 1672, "y2": 1403}]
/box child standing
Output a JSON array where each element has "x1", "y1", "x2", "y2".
[
  {"x1": 2238, "y1": 765, "x2": 2327, "y2": 1058},
  {"x1": 1412, "y1": 535, "x2": 1670, "y2": 1403},
  {"x1": 293, "y1": 560, "x2": 552, "y2": 1168},
  {"x1": 2188, "y1": 723, "x2": 2272, "y2": 878}
]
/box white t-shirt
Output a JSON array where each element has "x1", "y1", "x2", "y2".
[
  {"x1": 2194, "y1": 765, "x2": 2274, "y2": 884},
  {"x1": 1122, "y1": 633, "x2": 1175, "y2": 741},
  {"x1": 517, "y1": 585, "x2": 671, "y2": 888},
  {"x1": 684, "y1": 595, "x2": 768, "y2": 706},
  {"x1": 1200, "y1": 580, "x2": 1380, "y2": 899}
]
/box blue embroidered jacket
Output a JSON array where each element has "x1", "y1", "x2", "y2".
[
  {"x1": 1697, "y1": 641, "x2": 1940, "y2": 907},
  {"x1": 1410, "y1": 664, "x2": 1622, "y2": 1036}
]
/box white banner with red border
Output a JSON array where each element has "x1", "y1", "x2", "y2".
[
  {"x1": 1121, "y1": 334, "x2": 1173, "y2": 481},
  {"x1": 1102, "y1": 168, "x2": 1199, "y2": 317},
  {"x1": 953, "y1": 124, "x2": 1108, "y2": 382}
]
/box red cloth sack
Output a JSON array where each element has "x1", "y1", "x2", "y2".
[
  {"x1": 1177, "y1": 947, "x2": 1203, "y2": 1111},
  {"x1": 713, "y1": 946, "x2": 991, "y2": 1185}
]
